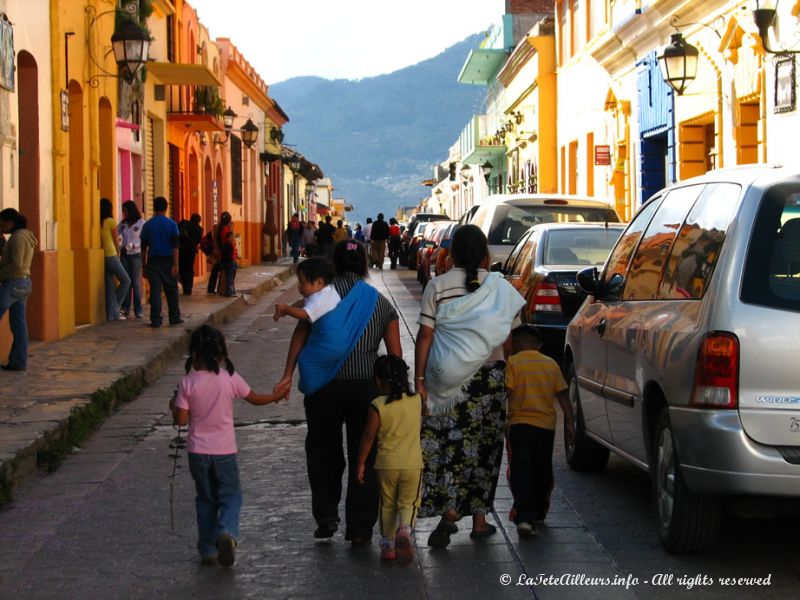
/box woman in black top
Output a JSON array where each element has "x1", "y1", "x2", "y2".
[{"x1": 277, "y1": 240, "x2": 401, "y2": 544}]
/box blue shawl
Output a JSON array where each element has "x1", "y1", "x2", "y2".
[{"x1": 298, "y1": 279, "x2": 379, "y2": 395}]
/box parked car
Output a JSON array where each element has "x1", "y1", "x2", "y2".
[
  {"x1": 401, "y1": 213, "x2": 449, "y2": 267},
  {"x1": 406, "y1": 222, "x2": 431, "y2": 270},
  {"x1": 469, "y1": 194, "x2": 620, "y2": 264},
  {"x1": 417, "y1": 221, "x2": 456, "y2": 286},
  {"x1": 499, "y1": 222, "x2": 624, "y2": 362},
  {"x1": 564, "y1": 166, "x2": 800, "y2": 555},
  {"x1": 432, "y1": 222, "x2": 460, "y2": 277}
]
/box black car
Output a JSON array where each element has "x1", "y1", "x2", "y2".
[
  {"x1": 399, "y1": 213, "x2": 449, "y2": 267},
  {"x1": 497, "y1": 222, "x2": 625, "y2": 364}
]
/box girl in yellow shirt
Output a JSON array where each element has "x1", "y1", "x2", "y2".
[{"x1": 357, "y1": 355, "x2": 422, "y2": 565}]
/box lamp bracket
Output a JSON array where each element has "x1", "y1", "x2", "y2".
[
  {"x1": 669, "y1": 14, "x2": 725, "y2": 40},
  {"x1": 84, "y1": 3, "x2": 141, "y2": 86}
]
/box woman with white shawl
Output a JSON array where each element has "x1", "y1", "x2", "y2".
[{"x1": 415, "y1": 225, "x2": 525, "y2": 548}]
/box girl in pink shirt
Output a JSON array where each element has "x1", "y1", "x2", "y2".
[{"x1": 171, "y1": 325, "x2": 289, "y2": 566}]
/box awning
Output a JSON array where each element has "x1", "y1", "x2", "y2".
[
  {"x1": 458, "y1": 49, "x2": 506, "y2": 85},
  {"x1": 167, "y1": 113, "x2": 224, "y2": 132},
  {"x1": 147, "y1": 62, "x2": 222, "y2": 87}
]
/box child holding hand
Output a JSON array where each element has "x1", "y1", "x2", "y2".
[
  {"x1": 273, "y1": 257, "x2": 340, "y2": 323},
  {"x1": 357, "y1": 355, "x2": 423, "y2": 565},
  {"x1": 170, "y1": 325, "x2": 289, "y2": 566}
]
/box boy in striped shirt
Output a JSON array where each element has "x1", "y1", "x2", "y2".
[{"x1": 505, "y1": 325, "x2": 575, "y2": 537}]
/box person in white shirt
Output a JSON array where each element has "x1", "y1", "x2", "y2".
[
  {"x1": 273, "y1": 257, "x2": 340, "y2": 323},
  {"x1": 363, "y1": 217, "x2": 374, "y2": 266}
]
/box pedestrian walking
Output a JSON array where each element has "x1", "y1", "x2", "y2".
[
  {"x1": 353, "y1": 223, "x2": 365, "y2": 243},
  {"x1": 118, "y1": 201, "x2": 145, "y2": 319},
  {"x1": 286, "y1": 213, "x2": 303, "y2": 264},
  {"x1": 100, "y1": 198, "x2": 131, "y2": 322},
  {"x1": 414, "y1": 224, "x2": 525, "y2": 548},
  {"x1": 275, "y1": 239, "x2": 401, "y2": 544},
  {"x1": 363, "y1": 217, "x2": 373, "y2": 264},
  {"x1": 369, "y1": 213, "x2": 389, "y2": 270},
  {"x1": 206, "y1": 212, "x2": 232, "y2": 295},
  {"x1": 219, "y1": 229, "x2": 238, "y2": 297},
  {"x1": 178, "y1": 213, "x2": 203, "y2": 295},
  {"x1": 0, "y1": 208, "x2": 36, "y2": 371},
  {"x1": 302, "y1": 221, "x2": 317, "y2": 257},
  {"x1": 141, "y1": 196, "x2": 182, "y2": 328},
  {"x1": 170, "y1": 324, "x2": 289, "y2": 566},
  {"x1": 333, "y1": 219, "x2": 348, "y2": 243},
  {"x1": 356, "y1": 355, "x2": 423, "y2": 565},
  {"x1": 316, "y1": 215, "x2": 335, "y2": 260},
  {"x1": 388, "y1": 218, "x2": 402, "y2": 270},
  {"x1": 505, "y1": 326, "x2": 574, "y2": 537},
  {"x1": 273, "y1": 257, "x2": 340, "y2": 324}
]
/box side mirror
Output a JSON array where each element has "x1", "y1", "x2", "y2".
[
  {"x1": 576, "y1": 267, "x2": 600, "y2": 294},
  {"x1": 490, "y1": 261, "x2": 504, "y2": 273}
]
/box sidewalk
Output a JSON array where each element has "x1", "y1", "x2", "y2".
[{"x1": 0, "y1": 261, "x2": 295, "y2": 507}]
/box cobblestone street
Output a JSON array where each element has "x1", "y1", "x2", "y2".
[{"x1": 0, "y1": 267, "x2": 796, "y2": 599}]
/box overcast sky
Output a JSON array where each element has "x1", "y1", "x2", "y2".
[{"x1": 188, "y1": 0, "x2": 505, "y2": 84}]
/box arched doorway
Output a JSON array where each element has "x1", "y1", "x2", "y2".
[
  {"x1": 215, "y1": 163, "x2": 223, "y2": 225},
  {"x1": 17, "y1": 51, "x2": 48, "y2": 340},
  {"x1": 204, "y1": 157, "x2": 213, "y2": 223},
  {"x1": 98, "y1": 98, "x2": 114, "y2": 205}
]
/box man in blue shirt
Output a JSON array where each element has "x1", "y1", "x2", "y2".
[{"x1": 141, "y1": 196, "x2": 183, "y2": 328}]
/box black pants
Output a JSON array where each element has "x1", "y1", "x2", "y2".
[
  {"x1": 145, "y1": 259, "x2": 181, "y2": 326},
  {"x1": 508, "y1": 424, "x2": 555, "y2": 524},
  {"x1": 304, "y1": 378, "x2": 378, "y2": 537},
  {"x1": 388, "y1": 237, "x2": 401, "y2": 269},
  {"x1": 178, "y1": 249, "x2": 196, "y2": 294}
]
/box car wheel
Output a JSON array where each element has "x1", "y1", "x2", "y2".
[
  {"x1": 652, "y1": 409, "x2": 720, "y2": 554},
  {"x1": 565, "y1": 364, "x2": 609, "y2": 472}
]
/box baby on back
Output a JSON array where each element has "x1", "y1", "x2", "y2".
[{"x1": 273, "y1": 257, "x2": 340, "y2": 324}]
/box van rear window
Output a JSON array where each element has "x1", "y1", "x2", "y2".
[
  {"x1": 488, "y1": 205, "x2": 619, "y2": 245},
  {"x1": 742, "y1": 186, "x2": 800, "y2": 312}
]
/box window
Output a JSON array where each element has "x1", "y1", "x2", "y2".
[
  {"x1": 544, "y1": 228, "x2": 623, "y2": 266},
  {"x1": 231, "y1": 135, "x2": 242, "y2": 204},
  {"x1": 623, "y1": 185, "x2": 704, "y2": 300},
  {"x1": 600, "y1": 197, "x2": 662, "y2": 301},
  {"x1": 488, "y1": 204, "x2": 619, "y2": 246},
  {"x1": 658, "y1": 183, "x2": 740, "y2": 300},
  {"x1": 509, "y1": 231, "x2": 538, "y2": 278},
  {"x1": 742, "y1": 186, "x2": 800, "y2": 311}
]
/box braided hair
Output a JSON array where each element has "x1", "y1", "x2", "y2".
[
  {"x1": 185, "y1": 325, "x2": 235, "y2": 375},
  {"x1": 373, "y1": 354, "x2": 413, "y2": 403},
  {"x1": 451, "y1": 224, "x2": 489, "y2": 293}
]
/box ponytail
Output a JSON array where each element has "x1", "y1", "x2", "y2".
[
  {"x1": 450, "y1": 224, "x2": 489, "y2": 293},
  {"x1": 373, "y1": 354, "x2": 413, "y2": 403},
  {"x1": 186, "y1": 325, "x2": 236, "y2": 375}
]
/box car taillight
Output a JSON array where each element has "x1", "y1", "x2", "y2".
[
  {"x1": 691, "y1": 332, "x2": 739, "y2": 409},
  {"x1": 531, "y1": 282, "x2": 562, "y2": 313}
]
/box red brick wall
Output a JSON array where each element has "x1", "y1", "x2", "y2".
[{"x1": 506, "y1": 0, "x2": 554, "y2": 14}]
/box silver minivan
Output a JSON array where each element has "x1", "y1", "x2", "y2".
[
  {"x1": 469, "y1": 194, "x2": 620, "y2": 264},
  {"x1": 564, "y1": 166, "x2": 800, "y2": 554}
]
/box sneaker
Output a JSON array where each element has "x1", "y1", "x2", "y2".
[
  {"x1": 116, "y1": 315, "x2": 127, "y2": 321},
  {"x1": 380, "y1": 538, "x2": 396, "y2": 561},
  {"x1": 216, "y1": 533, "x2": 236, "y2": 567},
  {"x1": 394, "y1": 526, "x2": 413, "y2": 565},
  {"x1": 516, "y1": 521, "x2": 538, "y2": 538}
]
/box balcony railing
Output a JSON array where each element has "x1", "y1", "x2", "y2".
[{"x1": 459, "y1": 114, "x2": 507, "y2": 164}]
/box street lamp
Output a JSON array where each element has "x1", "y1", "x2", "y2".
[
  {"x1": 460, "y1": 164, "x2": 471, "y2": 185},
  {"x1": 752, "y1": 0, "x2": 800, "y2": 55},
  {"x1": 111, "y1": 18, "x2": 150, "y2": 83},
  {"x1": 658, "y1": 32, "x2": 699, "y2": 95},
  {"x1": 288, "y1": 156, "x2": 301, "y2": 172},
  {"x1": 222, "y1": 107, "x2": 237, "y2": 130},
  {"x1": 480, "y1": 161, "x2": 493, "y2": 183},
  {"x1": 241, "y1": 118, "x2": 259, "y2": 149}
]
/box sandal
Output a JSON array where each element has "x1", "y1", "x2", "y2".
[{"x1": 469, "y1": 523, "x2": 497, "y2": 539}]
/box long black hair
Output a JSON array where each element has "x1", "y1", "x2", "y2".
[
  {"x1": 451, "y1": 224, "x2": 489, "y2": 293},
  {"x1": 373, "y1": 354, "x2": 413, "y2": 403},
  {"x1": 185, "y1": 325, "x2": 235, "y2": 375},
  {"x1": 121, "y1": 200, "x2": 141, "y2": 225},
  {"x1": 100, "y1": 198, "x2": 113, "y2": 225}
]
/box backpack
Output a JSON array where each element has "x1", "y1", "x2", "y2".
[{"x1": 200, "y1": 230, "x2": 214, "y2": 256}]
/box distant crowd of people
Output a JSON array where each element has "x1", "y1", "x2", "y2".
[{"x1": 285, "y1": 212, "x2": 403, "y2": 270}]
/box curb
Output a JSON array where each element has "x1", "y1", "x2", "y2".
[{"x1": 0, "y1": 265, "x2": 294, "y2": 508}]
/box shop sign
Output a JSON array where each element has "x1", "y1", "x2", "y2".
[
  {"x1": 775, "y1": 56, "x2": 796, "y2": 114},
  {"x1": 0, "y1": 15, "x2": 14, "y2": 92},
  {"x1": 595, "y1": 145, "x2": 612, "y2": 166},
  {"x1": 60, "y1": 90, "x2": 69, "y2": 132}
]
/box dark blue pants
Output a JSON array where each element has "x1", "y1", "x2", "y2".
[
  {"x1": 145, "y1": 259, "x2": 181, "y2": 326},
  {"x1": 508, "y1": 424, "x2": 555, "y2": 524}
]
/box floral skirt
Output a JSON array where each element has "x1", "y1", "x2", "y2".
[{"x1": 418, "y1": 362, "x2": 507, "y2": 518}]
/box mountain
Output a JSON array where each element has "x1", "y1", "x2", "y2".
[{"x1": 271, "y1": 34, "x2": 486, "y2": 223}]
